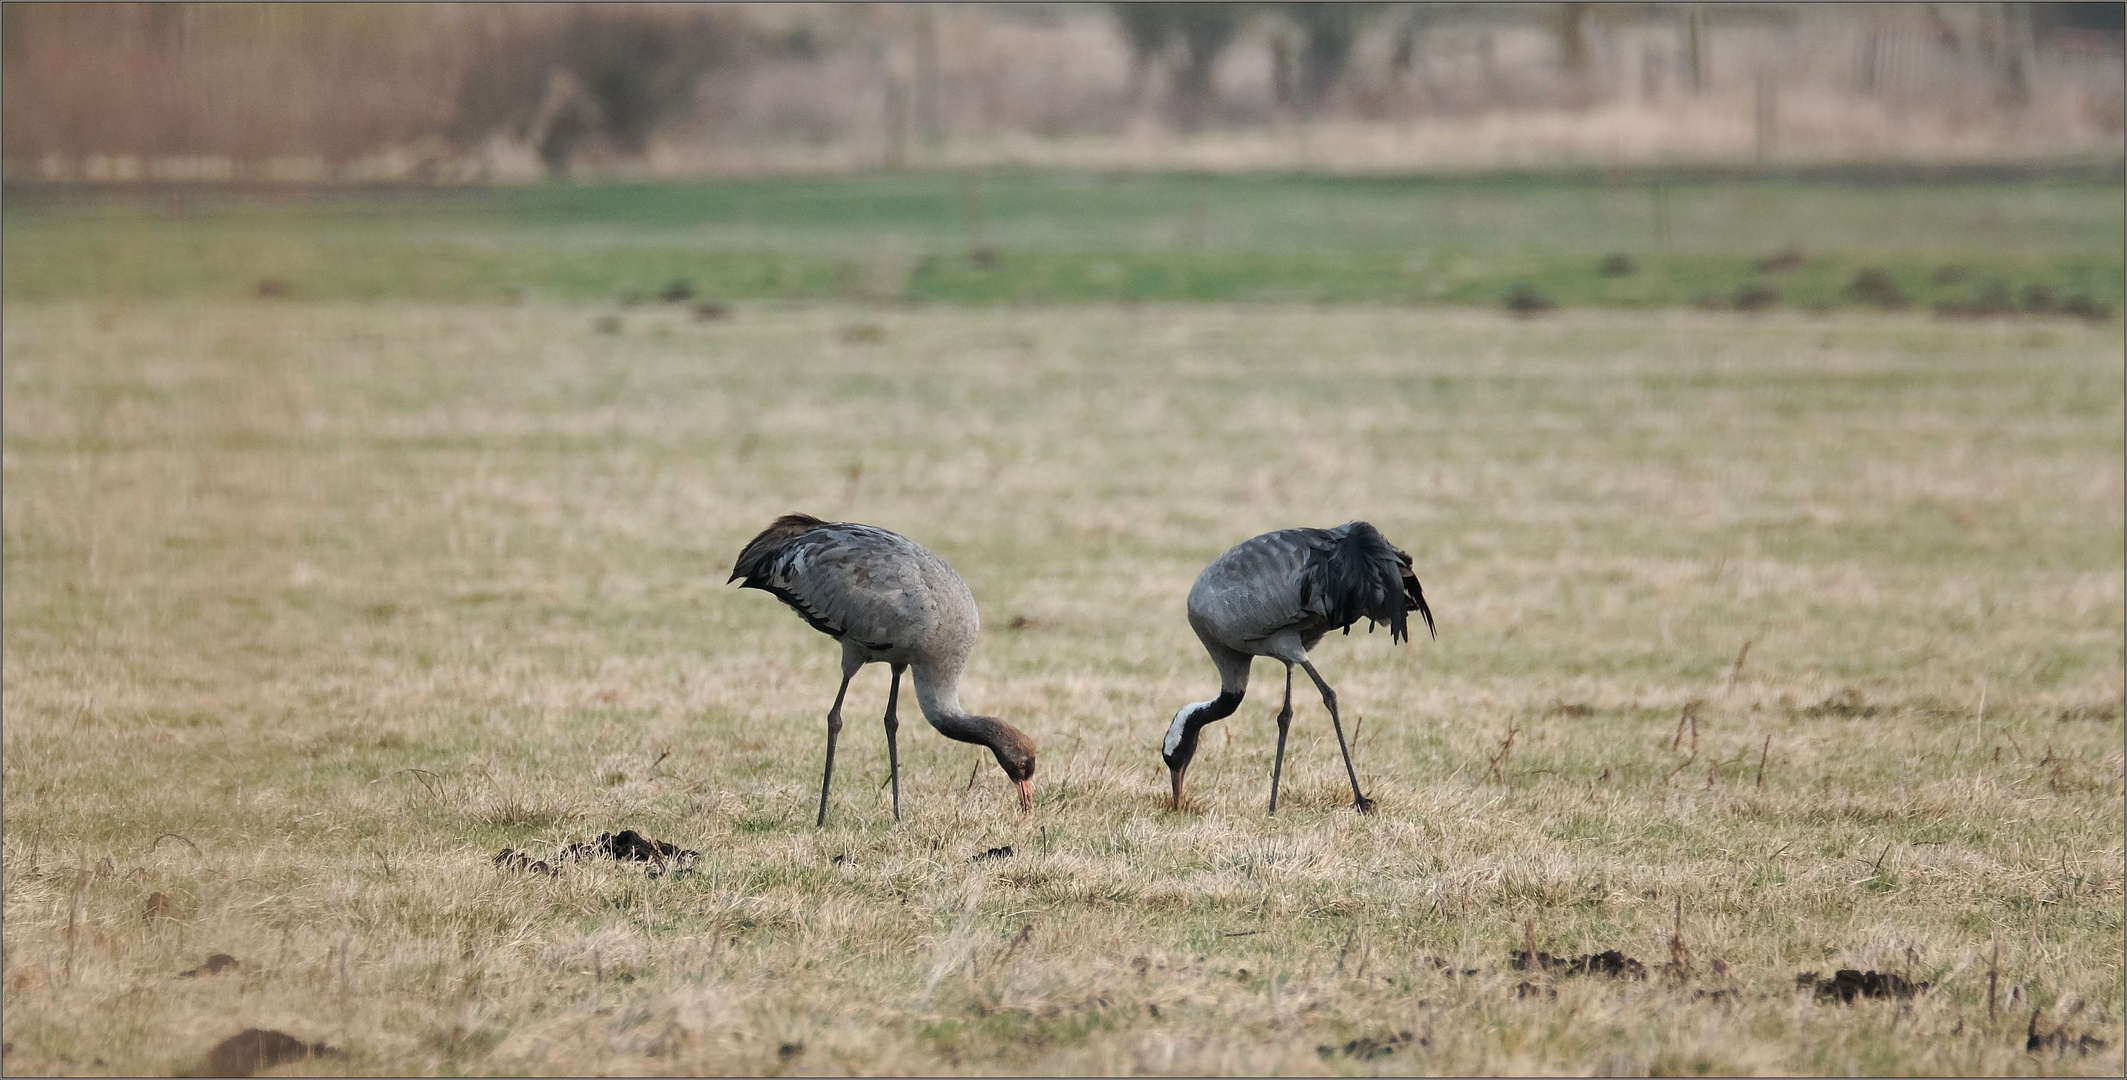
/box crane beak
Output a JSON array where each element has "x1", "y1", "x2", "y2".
[
  {"x1": 1169, "y1": 765, "x2": 1187, "y2": 810},
  {"x1": 1014, "y1": 778, "x2": 1033, "y2": 812}
]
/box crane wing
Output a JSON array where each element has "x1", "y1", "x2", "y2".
[
  {"x1": 1190, "y1": 523, "x2": 1433, "y2": 649},
  {"x1": 1300, "y1": 521, "x2": 1428, "y2": 643},
  {"x1": 732, "y1": 518, "x2": 926, "y2": 652}
]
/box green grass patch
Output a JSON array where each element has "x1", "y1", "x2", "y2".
[{"x1": 5, "y1": 169, "x2": 2120, "y2": 310}]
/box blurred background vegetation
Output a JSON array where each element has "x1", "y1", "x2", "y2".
[
  {"x1": 3, "y1": 3, "x2": 2120, "y2": 316},
  {"x1": 3, "y1": 3, "x2": 2121, "y2": 180}
]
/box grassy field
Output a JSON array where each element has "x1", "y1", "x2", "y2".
[
  {"x1": 2, "y1": 293, "x2": 2121, "y2": 1074},
  {"x1": 4, "y1": 169, "x2": 2122, "y2": 312}
]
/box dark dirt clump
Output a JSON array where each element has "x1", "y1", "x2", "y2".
[
  {"x1": 1511, "y1": 949, "x2": 1648, "y2": 979},
  {"x1": 1503, "y1": 284, "x2": 1556, "y2": 316},
  {"x1": 496, "y1": 830, "x2": 699, "y2": 877},
  {"x1": 2020, "y1": 283, "x2": 2059, "y2": 313},
  {"x1": 692, "y1": 301, "x2": 730, "y2": 321},
  {"x1": 493, "y1": 849, "x2": 556, "y2": 875},
  {"x1": 1801, "y1": 689, "x2": 1877, "y2": 718},
  {"x1": 2060, "y1": 293, "x2": 2114, "y2": 321},
  {"x1": 562, "y1": 830, "x2": 699, "y2": 868},
  {"x1": 1598, "y1": 253, "x2": 1637, "y2": 277},
  {"x1": 1577, "y1": 950, "x2": 1649, "y2": 978},
  {"x1": 1845, "y1": 269, "x2": 1910, "y2": 309},
  {"x1": 180, "y1": 1029, "x2": 334, "y2": 1078},
  {"x1": 1424, "y1": 956, "x2": 1481, "y2": 977},
  {"x1": 254, "y1": 278, "x2": 292, "y2": 300},
  {"x1": 659, "y1": 279, "x2": 695, "y2": 303},
  {"x1": 970, "y1": 845, "x2": 1014, "y2": 863},
  {"x1": 1515, "y1": 981, "x2": 1557, "y2": 999},
  {"x1": 1753, "y1": 248, "x2": 1807, "y2": 273},
  {"x1": 1318, "y1": 1031, "x2": 1419, "y2": 1060},
  {"x1": 2028, "y1": 1009, "x2": 2109, "y2": 1055},
  {"x1": 1731, "y1": 282, "x2": 1780, "y2": 312},
  {"x1": 2058, "y1": 702, "x2": 2121, "y2": 723},
  {"x1": 1796, "y1": 969, "x2": 1925, "y2": 1002},
  {"x1": 838, "y1": 323, "x2": 887, "y2": 344},
  {"x1": 179, "y1": 953, "x2": 240, "y2": 978},
  {"x1": 143, "y1": 891, "x2": 180, "y2": 922}
]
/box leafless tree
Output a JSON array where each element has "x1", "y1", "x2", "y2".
[
  {"x1": 1281, "y1": 3, "x2": 1385, "y2": 116},
  {"x1": 1108, "y1": 3, "x2": 1249, "y2": 130},
  {"x1": 451, "y1": 6, "x2": 734, "y2": 177}
]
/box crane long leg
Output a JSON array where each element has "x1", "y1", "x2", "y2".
[
  {"x1": 1268, "y1": 664, "x2": 1295, "y2": 814},
  {"x1": 816, "y1": 658, "x2": 861, "y2": 828},
  {"x1": 1299, "y1": 659, "x2": 1374, "y2": 815},
  {"x1": 883, "y1": 663, "x2": 905, "y2": 820}
]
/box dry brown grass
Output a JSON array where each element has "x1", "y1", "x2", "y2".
[{"x1": 2, "y1": 301, "x2": 2121, "y2": 1074}]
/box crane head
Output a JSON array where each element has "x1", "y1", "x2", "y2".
[
  {"x1": 983, "y1": 720, "x2": 1037, "y2": 813},
  {"x1": 1163, "y1": 703, "x2": 1204, "y2": 810}
]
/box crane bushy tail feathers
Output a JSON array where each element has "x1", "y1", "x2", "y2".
[{"x1": 1303, "y1": 520, "x2": 1436, "y2": 645}]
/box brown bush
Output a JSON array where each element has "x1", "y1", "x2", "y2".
[{"x1": 450, "y1": 6, "x2": 738, "y2": 176}]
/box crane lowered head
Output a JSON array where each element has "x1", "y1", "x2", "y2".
[
  {"x1": 986, "y1": 721, "x2": 1038, "y2": 811},
  {"x1": 1162, "y1": 691, "x2": 1241, "y2": 809}
]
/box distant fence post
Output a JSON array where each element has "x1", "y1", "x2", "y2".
[
  {"x1": 1855, "y1": 26, "x2": 1881, "y2": 93},
  {"x1": 877, "y1": 34, "x2": 909, "y2": 171},
  {"x1": 914, "y1": 5, "x2": 943, "y2": 152},
  {"x1": 958, "y1": 170, "x2": 988, "y2": 261},
  {"x1": 2000, "y1": 1, "x2": 2034, "y2": 108},
  {"x1": 1683, "y1": 5, "x2": 1706, "y2": 94},
  {"x1": 1754, "y1": 72, "x2": 1777, "y2": 165},
  {"x1": 1650, "y1": 179, "x2": 1672, "y2": 254},
  {"x1": 886, "y1": 79, "x2": 910, "y2": 169}
]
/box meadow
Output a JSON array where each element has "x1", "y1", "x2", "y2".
[
  {"x1": 3, "y1": 167, "x2": 2122, "y2": 311},
  {"x1": 1, "y1": 173, "x2": 2123, "y2": 1076}
]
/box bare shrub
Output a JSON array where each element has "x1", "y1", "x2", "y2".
[{"x1": 450, "y1": 6, "x2": 737, "y2": 177}]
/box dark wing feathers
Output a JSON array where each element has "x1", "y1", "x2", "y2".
[
  {"x1": 729, "y1": 513, "x2": 826, "y2": 584},
  {"x1": 1395, "y1": 542, "x2": 1436, "y2": 640},
  {"x1": 1302, "y1": 521, "x2": 1433, "y2": 644},
  {"x1": 728, "y1": 514, "x2": 896, "y2": 650}
]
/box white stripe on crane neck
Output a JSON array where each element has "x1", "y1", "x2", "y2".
[{"x1": 1164, "y1": 700, "x2": 1216, "y2": 756}]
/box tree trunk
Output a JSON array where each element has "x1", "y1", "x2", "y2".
[
  {"x1": 2000, "y1": 2, "x2": 2033, "y2": 108},
  {"x1": 1558, "y1": 3, "x2": 1593, "y2": 75},
  {"x1": 1753, "y1": 72, "x2": 1777, "y2": 165},
  {"x1": 913, "y1": 5, "x2": 942, "y2": 150},
  {"x1": 1683, "y1": 5, "x2": 1706, "y2": 94}
]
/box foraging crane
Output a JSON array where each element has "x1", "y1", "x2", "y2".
[
  {"x1": 730, "y1": 514, "x2": 1036, "y2": 826},
  {"x1": 1162, "y1": 521, "x2": 1433, "y2": 814}
]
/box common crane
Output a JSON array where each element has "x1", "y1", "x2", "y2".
[
  {"x1": 731, "y1": 514, "x2": 1036, "y2": 826},
  {"x1": 1162, "y1": 521, "x2": 1433, "y2": 814}
]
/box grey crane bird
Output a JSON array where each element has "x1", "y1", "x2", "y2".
[
  {"x1": 1162, "y1": 521, "x2": 1433, "y2": 814},
  {"x1": 730, "y1": 514, "x2": 1036, "y2": 826}
]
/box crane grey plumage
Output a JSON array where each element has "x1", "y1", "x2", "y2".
[
  {"x1": 1162, "y1": 521, "x2": 1433, "y2": 814},
  {"x1": 731, "y1": 513, "x2": 1036, "y2": 825}
]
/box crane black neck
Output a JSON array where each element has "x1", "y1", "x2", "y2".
[
  {"x1": 1189, "y1": 690, "x2": 1243, "y2": 727},
  {"x1": 1166, "y1": 689, "x2": 1243, "y2": 764}
]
